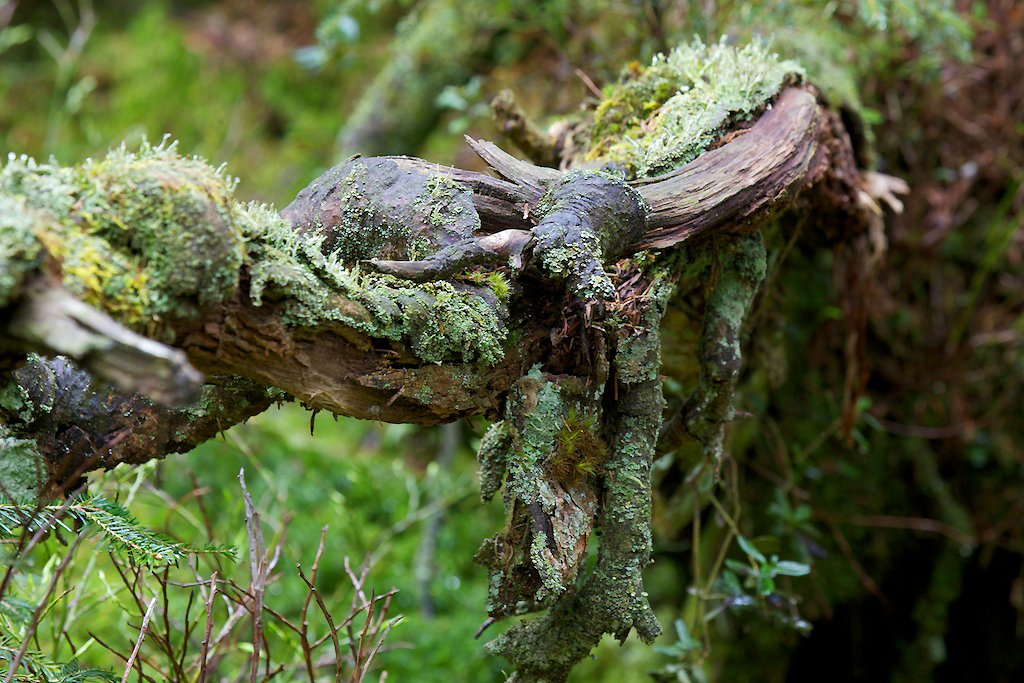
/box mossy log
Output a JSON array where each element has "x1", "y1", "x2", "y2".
[
  {"x1": 0, "y1": 85, "x2": 863, "y2": 479},
  {"x1": 0, "y1": 40, "x2": 900, "y2": 681}
]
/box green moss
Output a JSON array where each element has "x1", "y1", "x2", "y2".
[
  {"x1": 1, "y1": 140, "x2": 244, "y2": 334},
  {"x1": 457, "y1": 271, "x2": 511, "y2": 304},
  {"x1": 585, "y1": 38, "x2": 804, "y2": 177},
  {"x1": 73, "y1": 141, "x2": 243, "y2": 319},
  {"x1": 3, "y1": 142, "x2": 506, "y2": 368},
  {"x1": 545, "y1": 405, "x2": 608, "y2": 485},
  {"x1": 486, "y1": 272, "x2": 510, "y2": 302},
  {"x1": 478, "y1": 369, "x2": 597, "y2": 501}
]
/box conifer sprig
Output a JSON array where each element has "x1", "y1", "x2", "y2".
[{"x1": 0, "y1": 495, "x2": 235, "y2": 568}]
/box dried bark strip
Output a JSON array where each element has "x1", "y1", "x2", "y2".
[{"x1": 633, "y1": 87, "x2": 824, "y2": 249}]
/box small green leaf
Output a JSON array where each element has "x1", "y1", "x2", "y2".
[
  {"x1": 653, "y1": 644, "x2": 688, "y2": 657},
  {"x1": 724, "y1": 558, "x2": 750, "y2": 577},
  {"x1": 737, "y1": 534, "x2": 766, "y2": 564},
  {"x1": 792, "y1": 504, "x2": 813, "y2": 524},
  {"x1": 673, "y1": 619, "x2": 701, "y2": 649},
  {"x1": 721, "y1": 568, "x2": 744, "y2": 595},
  {"x1": 771, "y1": 561, "x2": 812, "y2": 577}
]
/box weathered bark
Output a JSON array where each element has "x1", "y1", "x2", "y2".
[
  {"x1": 634, "y1": 87, "x2": 825, "y2": 248},
  {"x1": 4, "y1": 356, "x2": 278, "y2": 499}
]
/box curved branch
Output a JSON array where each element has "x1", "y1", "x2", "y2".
[{"x1": 631, "y1": 87, "x2": 824, "y2": 248}]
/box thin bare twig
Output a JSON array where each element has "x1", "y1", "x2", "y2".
[
  {"x1": 358, "y1": 616, "x2": 403, "y2": 683},
  {"x1": 197, "y1": 571, "x2": 218, "y2": 683},
  {"x1": 299, "y1": 527, "x2": 330, "y2": 681},
  {"x1": 297, "y1": 562, "x2": 343, "y2": 682},
  {"x1": 122, "y1": 596, "x2": 159, "y2": 683},
  {"x1": 354, "y1": 589, "x2": 376, "y2": 679},
  {"x1": 238, "y1": 469, "x2": 266, "y2": 683},
  {"x1": 89, "y1": 631, "x2": 159, "y2": 683}
]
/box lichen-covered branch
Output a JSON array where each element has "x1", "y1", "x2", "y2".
[
  {"x1": 474, "y1": 370, "x2": 603, "y2": 622},
  {"x1": 659, "y1": 231, "x2": 767, "y2": 463},
  {"x1": 483, "y1": 275, "x2": 675, "y2": 682},
  {"x1": 0, "y1": 34, "x2": 905, "y2": 683},
  {"x1": 5, "y1": 277, "x2": 201, "y2": 406}
]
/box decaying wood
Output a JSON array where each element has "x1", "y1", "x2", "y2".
[
  {"x1": 6, "y1": 276, "x2": 202, "y2": 406},
  {"x1": 1, "y1": 85, "x2": 877, "y2": 478},
  {"x1": 179, "y1": 292, "x2": 544, "y2": 425},
  {"x1": 9, "y1": 356, "x2": 276, "y2": 496},
  {"x1": 467, "y1": 86, "x2": 865, "y2": 251}
]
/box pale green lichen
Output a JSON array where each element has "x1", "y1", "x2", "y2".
[
  {"x1": 0, "y1": 193, "x2": 45, "y2": 309},
  {"x1": 587, "y1": 37, "x2": 804, "y2": 177},
  {"x1": 477, "y1": 367, "x2": 605, "y2": 613},
  {"x1": 0, "y1": 424, "x2": 44, "y2": 501},
  {"x1": 687, "y1": 231, "x2": 767, "y2": 464},
  {"x1": 529, "y1": 530, "x2": 563, "y2": 601},
  {"x1": 291, "y1": 159, "x2": 479, "y2": 267},
  {"x1": 317, "y1": 163, "x2": 433, "y2": 264},
  {"x1": 171, "y1": 378, "x2": 287, "y2": 443},
  {"x1": 0, "y1": 378, "x2": 35, "y2": 424},
  {"x1": 478, "y1": 420, "x2": 512, "y2": 502},
  {"x1": 615, "y1": 273, "x2": 678, "y2": 384},
  {"x1": 530, "y1": 169, "x2": 648, "y2": 303},
  {"x1": 413, "y1": 174, "x2": 481, "y2": 233},
  {"x1": 240, "y1": 202, "x2": 507, "y2": 366},
  {"x1": 507, "y1": 367, "x2": 561, "y2": 482},
  {"x1": 537, "y1": 235, "x2": 597, "y2": 274},
  {"x1": 540, "y1": 241, "x2": 605, "y2": 279}
]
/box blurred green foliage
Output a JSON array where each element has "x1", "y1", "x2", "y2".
[{"x1": 0, "y1": 0, "x2": 354, "y2": 207}]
